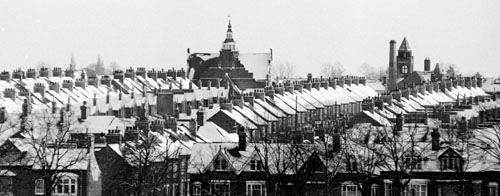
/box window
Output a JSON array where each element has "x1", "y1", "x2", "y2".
[
  {"x1": 54, "y1": 176, "x2": 77, "y2": 195},
  {"x1": 214, "y1": 156, "x2": 228, "y2": 170},
  {"x1": 371, "y1": 185, "x2": 379, "y2": 196},
  {"x1": 402, "y1": 65, "x2": 408, "y2": 74},
  {"x1": 193, "y1": 182, "x2": 202, "y2": 196},
  {"x1": 211, "y1": 181, "x2": 230, "y2": 196},
  {"x1": 405, "y1": 156, "x2": 422, "y2": 170},
  {"x1": 489, "y1": 182, "x2": 498, "y2": 196},
  {"x1": 442, "y1": 157, "x2": 460, "y2": 170},
  {"x1": 385, "y1": 182, "x2": 393, "y2": 196},
  {"x1": 35, "y1": 179, "x2": 44, "y2": 195},
  {"x1": 249, "y1": 159, "x2": 263, "y2": 171},
  {"x1": 341, "y1": 184, "x2": 361, "y2": 196},
  {"x1": 0, "y1": 177, "x2": 13, "y2": 195},
  {"x1": 474, "y1": 181, "x2": 482, "y2": 196},
  {"x1": 246, "y1": 181, "x2": 266, "y2": 196},
  {"x1": 346, "y1": 159, "x2": 358, "y2": 171},
  {"x1": 406, "y1": 183, "x2": 427, "y2": 196}
]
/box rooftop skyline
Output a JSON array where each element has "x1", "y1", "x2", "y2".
[{"x1": 0, "y1": 0, "x2": 499, "y2": 76}]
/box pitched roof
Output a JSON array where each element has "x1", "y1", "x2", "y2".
[{"x1": 399, "y1": 37, "x2": 411, "y2": 51}]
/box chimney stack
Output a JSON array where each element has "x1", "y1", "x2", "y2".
[
  {"x1": 361, "y1": 98, "x2": 375, "y2": 113},
  {"x1": 253, "y1": 89, "x2": 264, "y2": 100},
  {"x1": 391, "y1": 90, "x2": 402, "y2": 102},
  {"x1": 136, "y1": 67, "x2": 146, "y2": 78},
  {"x1": 424, "y1": 58, "x2": 431, "y2": 72},
  {"x1": 264, "y1": 87, "x2": 275, "y2": 99},
  {"x1": 243, "y1": 93, "x2": 255, "y2": 107},
  {"x1": 0, "y1": 107, "x2": 6, "y2": 123},
  {"x1": 0, "y1": 71, "x2": 11, "y2": 82},
  {"x1": 26, "y1": 68, "x2": 37, "y2": 79},
  {"x1": 238, "y1": 126, "x2": 247, "y2": 151},
  {"x1": 22, "y1": 99, "x2": 29, "y2": 117},
  {"x1": 39, "y1": 67, "x2": 49, "y2": 77},
  {"x1": 80, "y1": 101, "x2": 87, "y2": 120},
  {"x1": 388, "y1": 40, "x2": 397, "y2": 91},
  {"x1": 3, "y1": 88, "x2": 16, "y2": 101},
  {"x1": 431, "y1": 128, "x2": 440, "y2": 151}
]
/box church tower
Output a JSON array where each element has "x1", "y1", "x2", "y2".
[
  {"x1": 221, "y1": 19, "x2": 236, "y2": 52},
  {"x1": 219, "y1": 19, "x2": 240, "y2": 68},
  {"x1": 396, "y1": 37, "x2": 414, "y2": 78}
]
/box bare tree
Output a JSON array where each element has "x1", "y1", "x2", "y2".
[
  {"x1": 35, "y1": 61, "x2": 53, "y2": 70},
  {"x1": 84, "y1": 56, "x2": 106, "y2": 76},
  {"x1": 109, "y1": 62, "x2": 121, "y2": 72},
  {"x1": 121, "y1": 129, "x2": 183, "y2": 196},
  {"x1": 372, "y1": 124, "x2": 430, "y2": 196},
  {"x1": 19, "y1": 108, "x2": 89, "y2": 196},
  {"x1": 342, "y1": 124, "x2": 386, "y2": 196},
  {"x1": 271, "y1": 62, "x2": 296, "y2": 81},
  {"x1": 321, "y1": 62, "x2": 345, "y2": 78},
  {"x1": 358, "y1": 63, "x2": 380, "y2": 80}
]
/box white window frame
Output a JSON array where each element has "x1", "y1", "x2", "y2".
[
  {"x1": 193, "y1": 182, "x2": 202, "y2": 196},
  {"x1": 54, "y1": 175, "x2": 78, "y2": 196},
  {"x1": 405, "y1": 156, "x2": 422, "y2": 170},
  {"x1": 214, "y1": 156, "x2": 229, "y2": 171},
  {"x1": 35, "y1": 178, "x2": 45, "y2": 195},
  {"x1": 489, "y1": 182, "x2": 498, "y2": 196},
  {"x1": 246, "y1": 181, "x2": 266, "y2": 196},
  {"x1": 384, "y1": 181, "x2": 393, "y2": 196},
  {"x1": 341, "y1": 182, "x2": 361, "y2": 196},
  {"x1": 402, "y1": 65, "x2": 408, "y2": 74},
  {"x1": 442, "y1": 157, "x2": 459, "y2": 170},
  {"x1": 249, "y1": 159, "x2": 263, "y2": 171},
  {"x1": 473, "y1": 181, "x2": 482, "y2": 196},
  {"x1": 371, "y1": 184, "x2": 379, "y2": 196},
  {"x1": 210, "y1": 180, "x2": 230, "y2": 196},
  {"x1": 405, "y1": 183, "x2": 427, "y2": 196}
]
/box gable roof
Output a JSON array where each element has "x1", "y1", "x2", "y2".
[{"x1": 399, "y1": 37, "x2": 411, "y2": 51}]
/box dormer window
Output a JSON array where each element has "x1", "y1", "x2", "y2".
[
  {"x1": 439, "y1": 148, "x2": 463, "y2": 171},
  {"x1": 249, "y1": 159, "x2": 262, "y2": 171},
  {"x1": 442, "y1": 157, "x2": 460, "y2": 170},
  {"x1": 214, "y1": 156, "x2": 228, "y2": 171},
  {"x1": 345, "y1": 159, "x2": 358, "y2": 171},
  {"x1": 405, "y1": 156, "x2": 422, "y2": 170}
]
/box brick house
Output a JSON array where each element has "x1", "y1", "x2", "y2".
[{"x1": 0, "y1": 138, "x2": 101, "y2": 196}]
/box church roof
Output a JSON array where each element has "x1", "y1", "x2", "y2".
[
  {"x1": 399, "y1": 37, "x2": 411, "y2": 51},
  {"x1": 398, "y1": 71, "x2": 431, "y2": 87}
]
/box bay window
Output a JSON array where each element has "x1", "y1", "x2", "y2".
[
  {"x1": 211, "y1": 181, "x2": 230, "y2": 196},
  {"x1": 54, "y1": 176, "x2": 78, "y2": 196},
  {"x1": 489, "y1": 182, "x2": 498, "y2": 196},
  {"x1": 341, "y1": 183, "x2": 361, "y2": 196},
  {"x1": 193, "y1": 182, "x2": 202, "y2": 196},
  {"x1": 246, "y1": 181, "x2": 266, "y2": 196}
]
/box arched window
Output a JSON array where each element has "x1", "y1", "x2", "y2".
[
  {"x1": 402, "y1": 65, "x2": 408, "y2": 74},
  {"x1": 35, "y1": 179, "x2": 44, "y2": 195},
  {"x1": 54, "y1": 174, "x2": 78, "y2": 196}
]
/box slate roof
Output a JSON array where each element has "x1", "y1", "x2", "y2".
[{"x1": 188, "y1": 142, "x2": 321, "y2": 175}]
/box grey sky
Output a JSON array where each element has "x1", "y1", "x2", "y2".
[{"x1": 0, "y1": 0, "x2": 499, "y2": 76}]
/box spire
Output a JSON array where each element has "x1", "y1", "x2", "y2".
[
  {"x1": 222, "y1": 17, "x2": 236, "y2": 51},
  {"x1": 433, "y1": 63, "x2": 441, "y2": 74},
  {"x1": 70, "y1": 54, "x2": 76, "y2": 71},
  {"x1": 399, "y1": 37, "x2": 411, "y2": 51}
]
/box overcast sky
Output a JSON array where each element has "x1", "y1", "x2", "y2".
[{"x1": 0, "y1": 0, "x2": 499, "y2": 77}]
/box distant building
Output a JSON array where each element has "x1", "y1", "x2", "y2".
[
  {"x1": 386, "y1": 38, "x2": 451, "y2": 91},
  {"x1": 187, "y1": 20, "x2": 272, "y2": 90}
]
